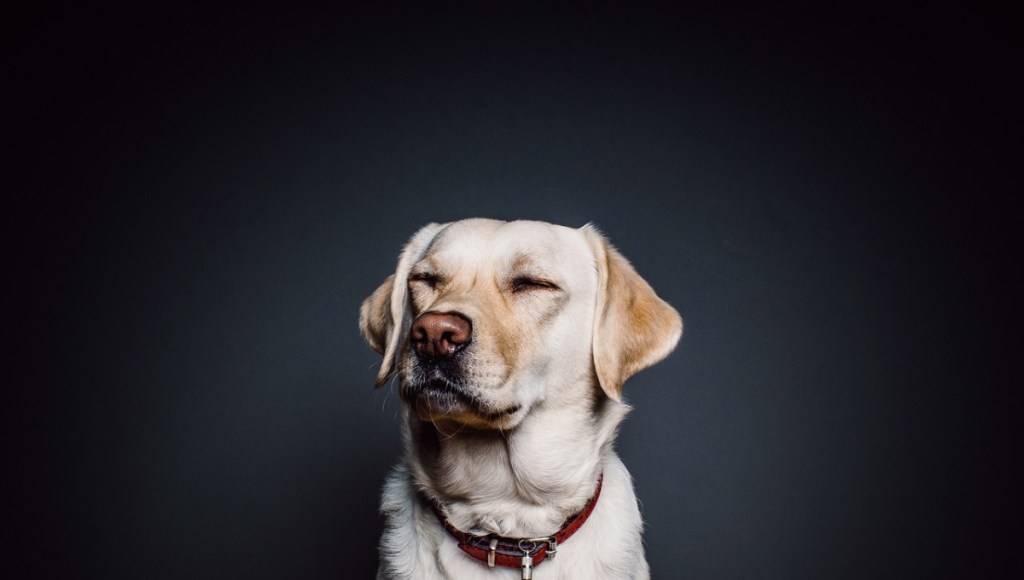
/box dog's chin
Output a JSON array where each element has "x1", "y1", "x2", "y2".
[{"x1": 401, "y1": 379, "x2": 524, "y2": 430}]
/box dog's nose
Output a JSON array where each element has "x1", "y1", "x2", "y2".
[{"x1": 410, "y1": 312, "x2": 472, "y2": 360}]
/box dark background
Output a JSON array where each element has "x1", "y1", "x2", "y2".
[{"x1": 9, "y1": 2, "x2": 1019, "y2": 578}]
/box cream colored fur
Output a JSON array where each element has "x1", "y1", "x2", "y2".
[{"x1": 359, "y1": 219, "x2": 682, "y2": 579}]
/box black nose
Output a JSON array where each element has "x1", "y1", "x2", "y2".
[{"x1": 410, "y1": 312, "x2": 472, "y2": 360}]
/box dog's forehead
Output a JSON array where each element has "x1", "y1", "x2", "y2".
[{"x1": 427, "y1": 219, "x2": 591, "y2": 272}]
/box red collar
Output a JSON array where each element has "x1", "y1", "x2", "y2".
[{"x1": 428, "y1": 475, "x2": 603, "y2": 572}]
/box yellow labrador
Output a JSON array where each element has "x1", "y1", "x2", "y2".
[{"x1": 360, "y1": 219, "x2": 682, "y2": 579}]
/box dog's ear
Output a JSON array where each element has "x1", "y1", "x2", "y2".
[
  {"x1": 582, "y1": 224, "x2": 683, "y2": 400},
  {"x1": 359, "y1": 275, "x2": 395, "y2": 356},
  {"x1": 359, "y1": 222, "x2": 447, "y2": 387}
]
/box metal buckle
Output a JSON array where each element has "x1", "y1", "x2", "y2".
[{"x1": 522, "y1": 536, "x2": 558, "y2": 560}]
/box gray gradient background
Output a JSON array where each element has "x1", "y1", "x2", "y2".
[{"x1": 11, "y1": 3, "x2": 1018, "y2": 579}]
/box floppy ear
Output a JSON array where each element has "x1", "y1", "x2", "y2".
[
  {"x1": 359, "y1": 222, "x2": 447, "y2": 386},
  {"x1": 582, "y1": 224, "x2": 683, "y2": 400},
  {"x1": 359, "y1": 275, "x2": 395, "y2": 356}
]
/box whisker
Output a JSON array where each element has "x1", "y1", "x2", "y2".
[{"x1": 438, "y1": 419, "x2": 467, "y2": 441}]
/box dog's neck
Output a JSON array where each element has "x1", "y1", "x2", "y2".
[{"x1": 405, "y1": 394, "x2": 629, "y2": 537}]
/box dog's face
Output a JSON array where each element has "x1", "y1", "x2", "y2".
[{"x1": 360, "y1": 219, "x2": 682, "y2": 430}]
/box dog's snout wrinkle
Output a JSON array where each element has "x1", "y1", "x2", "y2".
[{"x1": 411, "y1": 311, "x2": 472, "y2": 360}]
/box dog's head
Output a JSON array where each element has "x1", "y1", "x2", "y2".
[{"x1": 359, "y1": 219, "x2": 682, "y2": 429}]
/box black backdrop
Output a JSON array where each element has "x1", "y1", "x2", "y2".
[{"x1": 10, "y1": 3, "x2": 1018, "y2": 578}]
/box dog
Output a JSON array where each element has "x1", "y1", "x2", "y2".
[{"x1": 360, "y1": 219, "x2": 682, "y2": 579}]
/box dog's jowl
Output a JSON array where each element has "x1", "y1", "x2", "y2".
[{"x1": 360, "y1": 219, "x2": 682, "y2": 579}]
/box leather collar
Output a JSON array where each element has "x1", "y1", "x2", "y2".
[{"x1": 428, "y1": 475, "x2": 603, "y2": 570}]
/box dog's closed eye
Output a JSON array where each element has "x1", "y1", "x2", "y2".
[
  {"x1": 510, "y1": 276, "x2": 560, "y2": 293},
  {"x1": 409, "y1": 271, "x2": 442, "y2": 288}
]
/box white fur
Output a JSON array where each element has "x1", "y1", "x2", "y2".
[{"x1": 361, "y1": 219, "x2": 681, "y2": 579}]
